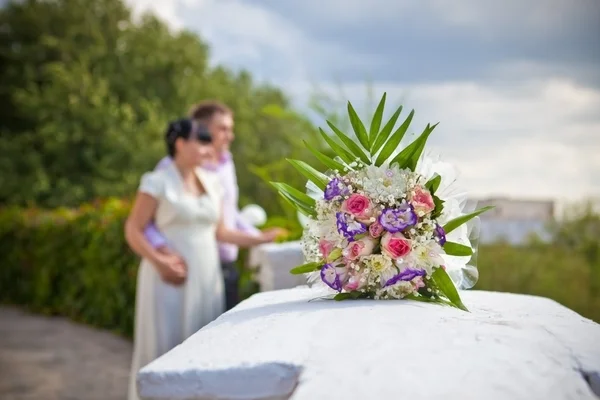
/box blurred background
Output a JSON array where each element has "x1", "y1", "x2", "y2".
[{"x1": 0, "y1": 0, "x2": 598, "y2": 398}]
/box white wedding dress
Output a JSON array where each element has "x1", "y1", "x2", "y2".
[{"x1": 128, "y1": 162, "x2": 225, "y2": 400}]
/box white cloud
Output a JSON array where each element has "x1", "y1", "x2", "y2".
[{"x1": 122, "y1": 0, "x2": 599, "y2": 201}]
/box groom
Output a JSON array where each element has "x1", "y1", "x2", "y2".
[{"x1": 144, "y1": 100, "x2": 270, "y2": 310}]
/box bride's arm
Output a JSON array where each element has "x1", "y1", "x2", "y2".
[
  {"x1": 215, "y1": 210, "x2": 279, "y2": 247},
  {"x1": 124, "y1": 192, "x2": 164, "y2": 265}
]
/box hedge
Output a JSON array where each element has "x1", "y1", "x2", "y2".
[{"x1": 0, "y1": 200, "x2": 137, "y2": 337}]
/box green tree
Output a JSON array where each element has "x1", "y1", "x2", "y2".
[{"x1": 0, "y1": 0, "x2": 316, "y2": 214}]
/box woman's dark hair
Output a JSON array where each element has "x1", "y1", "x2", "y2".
[{"x1": 165, "y1": 118, "x2": 212, "y2": 157}]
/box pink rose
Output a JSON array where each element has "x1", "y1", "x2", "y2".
[
  {"x1": 411, "y1": 186, "x2": 435, "y2": 215},
  {"x1": 368, "y1": 221, "x2": 384, "y2": 238},
  {"x1": 319, "y1": 239, "x2": 335, "y2": 258},
  {"x1": 342, "y1": 237, "x2": 376, "y2": 260},
  {"x1": 381, "y1": 232, "x2": 412, "y2": 259},
  {"x1": 342, "y1": 194, "x2": 373, "y2": 222}
]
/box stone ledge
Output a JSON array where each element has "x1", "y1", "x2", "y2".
[{"x1": 138, "y1": 288, "x2": 600, "y2": 400}]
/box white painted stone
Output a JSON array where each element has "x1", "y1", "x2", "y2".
[
  {"x1": 137, "y1": 287, "x2": 600, "y2": 400},
  {"x1": 249, "y1": 241, "x2": 306, "y2": 291}
]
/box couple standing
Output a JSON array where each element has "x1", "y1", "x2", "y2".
[{"x1": 124, "y1": 101, "x2": 281, "y2": 400}]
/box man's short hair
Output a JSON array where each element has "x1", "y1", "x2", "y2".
[{"x1": 188, "y1": 100, "x2": 233, "y2": 123}]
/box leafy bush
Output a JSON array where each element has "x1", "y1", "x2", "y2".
[{"x1": 0, "y1": 200, "x2": 137, "y2": 337}]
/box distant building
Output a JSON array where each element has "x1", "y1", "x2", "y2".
[{"x1": 468, "y1": 197, "x2": 555, "y2": 245}]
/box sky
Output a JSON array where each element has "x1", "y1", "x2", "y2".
[{"x1": 125, "y1": 0, "x2": 600, "y2": 204}]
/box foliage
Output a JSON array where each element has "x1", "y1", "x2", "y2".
[
  {"x1": 0, "y1": 0, "x2": 315, "y2": 217},
  {"x1": 0, "y1": 200, "x2": 137, "y2": 336}
]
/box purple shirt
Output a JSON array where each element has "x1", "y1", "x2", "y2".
[{"x1": 143, "y1": 153, "x2": 260, "y2": 263}]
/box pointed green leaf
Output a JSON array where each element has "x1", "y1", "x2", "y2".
[
  {"x1": 405, "y1": 293, "x2": 453, "y2": 307},
  {"x1": 326, "y1": 121, "x2": 370, "y2": 164},
  {"x1": 304, "y1": 140, "x2": 346, "y2": 172},
  {"x1": 326, "y1": 248, "x2": 343, "y2": 263},
  {"x1": 371, "y1": 105, "x2": 402, "y2": 155},
  {"x1": 432, "y1": 267, "x2": 469, "y2": 311},
  {"x1": 406, "y1": 122, "x2": 438, "y2": 170},
  {"x1": 443, "y1": 241, "x2": 474, "y2": 256},
  {"x1": 276, "y1": 190, "x2": 314, "y2": 217},
  {"x1": 270, "y1": 182, "x2": 316, "y2": 217},
  {"x1": 287, "y1": 158, "x2": 328, "y2": 191},
  {"x1": 319, "y1": 128, "x2": 355, "y2": 164},
  {"x1": 333, "y1": 291, "x2": 366, "y2": 301},
  {"x1": 271, "y1": 182, "x2": 316, "y2": 207},
  {"x1": 290, "y1": 262, "x2": 322, "y2": 275},
  {"x1": 347, "y1": 101, "x2": 369, "y2": 150},
  {"x1": 375, "y1": 109, "x2": 415, "y2": 166},
  {"x1": 443, "y1": 206, "x2": 495, "y2": 235},
  {"x1": 369, "y1": 92, "x2": 387, "y2": 147},
  {"x1": 278, "y1": 193, "x2": 313, "y2": 217},
  {"x1": 390, "y1": 122, "x2": 437, "y2": 170},
  {"x1": 425, "y1": 174, "x2": 441, "y2": 193},
  {"x1": 431, "y1": 195, "x2": 444, "y2": 219}
]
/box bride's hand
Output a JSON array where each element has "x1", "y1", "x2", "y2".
[{"x1": 154, "y1": 251, "x2": 187, "y2": 286}]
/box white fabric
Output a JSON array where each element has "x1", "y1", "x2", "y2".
[
  {"x1": 137, "y1": 287, "x2": 600, "y2": 400},
  {"x1": 128, "y1": 163, "x2": 225, "y2": 400}
]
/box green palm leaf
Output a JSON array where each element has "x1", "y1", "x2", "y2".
[
  {"x1": 369, "y1": 92, "x2": 387, "y2": 148},
  {"x1": 319, "y1": 128, "x2": 355, "y2": 164},
  {"x1": 287, "y1": 159, "x2": 328, "y2": 191},
  {"x1": 375, "y1": 109, "x2": 414, "y2": 166},
  {"x1": 432, "y1": 268, "x2": 469, "y2": 311},
  {"x1": 425, "y1": 174, "x2": 441, "y2": 193},
  {"x1": 270, "y1": 182, "x2": 316, "y2": 217},
  {"x1": 443, "y1": 206, "x2": 495, "y2": 235},
  {"x1": 371, "y1": 105, "x2": 403, "y2": 155},
  {"x1": 304, "y1": 140, "x2": 346, "y2": 172},
  {"x1": 277, "y1": 192, "x2": 313, "y2": 217},
  {"x1": 326, "y1": 121, "x2": 370, "y2": 164},
  {"x1": 442, "y1": 241, "x2": 473, "y2": 256},
  {"x1": 290, "y1": 262, "x2": 322, "y2": 275},
  {"x1": 390, "y1": 122, "x2": 438, "y2": 170},
  {"x1": 347, "y1": 101, "x2": 369, "y2": 150}
]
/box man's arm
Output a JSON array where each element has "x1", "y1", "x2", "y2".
[
  {"x1": 144, "y1": 223, "x2": 169, "y2": 248},
  {"x1": 142, "y1": 156, "x2": 172, "y2": 249}
]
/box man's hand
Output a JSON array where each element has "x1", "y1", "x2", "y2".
[
  {"x1": 261, "y1": 227, "x2": 288, "y2": 242},
  {"x1": 154, "y1": 249, "x2": 187, "y2": 286}
]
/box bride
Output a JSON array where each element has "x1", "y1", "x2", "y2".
[{"x1": 124, "y1": 118, "x2": 279, "y2": 400}]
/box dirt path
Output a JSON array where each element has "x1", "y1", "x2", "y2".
[{"x1": 0, "y1": 307, "x2": 132, "y2": 400}]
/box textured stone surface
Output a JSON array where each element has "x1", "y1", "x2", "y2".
[
  {"x1": 138, "y1": 287, "x2": 600, "y2": 400},
  {"x1": 0, "y1": 307, "x2": 132, "y2": 400}
]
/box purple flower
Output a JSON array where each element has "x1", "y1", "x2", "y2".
[
  {"x1": 383, "y1": 267, "x2": 427, "y2": 288},
  {"x1": 336, "y1": 212, "x2": 367, "y2": 242},
  {"x1": 321, "y1": 264, "x2": 343, "y2": 292},
  {"x1": 324, "y1": 178, "x2": 349, "y2": 201},
  {"x1": 378, "y1": 204, "x2": 417, "y2": 233},
  {"x1": 434, "y1": 224, "x2": 446, "y2": 245}
]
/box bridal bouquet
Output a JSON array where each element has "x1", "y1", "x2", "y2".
[{"x1": 270, "y1": 93, "x2": 492, "y2": 310}]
